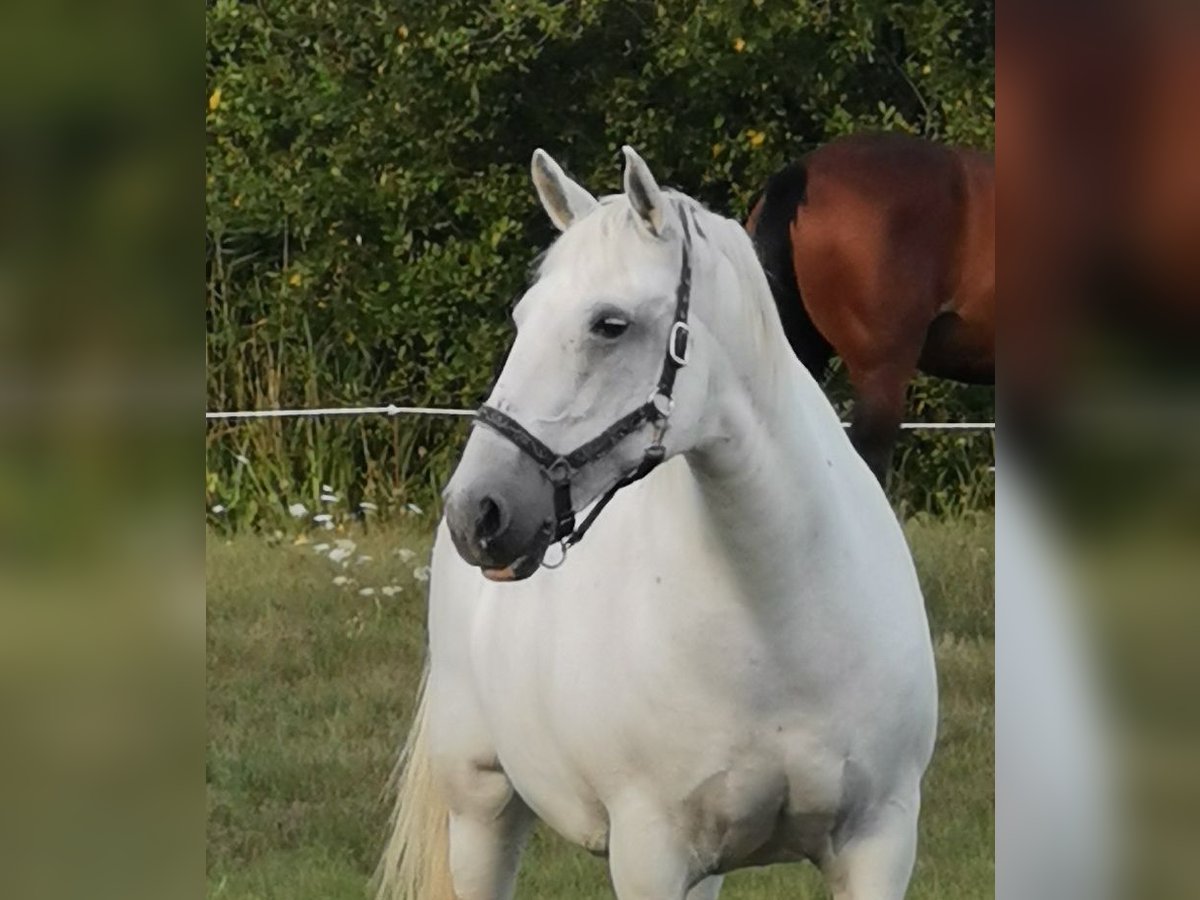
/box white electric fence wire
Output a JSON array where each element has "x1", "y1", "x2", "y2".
[{"x1": 205, "y1": 405, "x2": 993, "y2": 430}]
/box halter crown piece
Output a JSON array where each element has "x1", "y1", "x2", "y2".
[{"x1": 474, "y1": 209, "x2": 694, "y2": 569}]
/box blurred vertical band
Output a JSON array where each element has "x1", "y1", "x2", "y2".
[
  {"x1": 0, "y1": 1, "x2": 199, "y2": 899},
  {"x1": 998, "y1": 1, "x2": 1200, "y2": 897}
]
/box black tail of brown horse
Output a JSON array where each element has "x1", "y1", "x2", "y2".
[{"x1": 749, "y1": 164, "x2": 832, "y2": 380}]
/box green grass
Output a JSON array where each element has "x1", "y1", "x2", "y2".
[{"x1": 207, "y1": 515, "x2": 993, "y2": 899}]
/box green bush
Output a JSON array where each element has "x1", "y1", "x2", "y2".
[{"x1": 206, "y1": 0, "x2": 994, "y2": 528}]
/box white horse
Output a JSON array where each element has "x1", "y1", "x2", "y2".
[{"x1": 378, "y1": 147, "x2": 937, "y2": 900}]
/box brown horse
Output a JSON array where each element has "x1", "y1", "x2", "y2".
[{"x1": 747, "y1": 133, "x2": 994, "y2": 482}]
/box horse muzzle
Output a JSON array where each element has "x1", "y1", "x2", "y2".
[{"x1": 444, "y1": 430, "x2": 556, "y2": 582}]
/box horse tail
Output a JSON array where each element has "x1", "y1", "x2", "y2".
[
  {"x1": 751, "y1": 161, "x2": 832, "y2": 378},
  {"x1": 375, "y1": 666, "x2": 455, "y2": 900}
]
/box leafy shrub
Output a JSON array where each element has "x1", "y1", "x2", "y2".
[{"x1": 206, "y1": 0, "x2": 994, "y2": 528}]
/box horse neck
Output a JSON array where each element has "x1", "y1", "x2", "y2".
[
  {"x1": 684, "y1": 346, "x2": 851, "y2": 602},
  {"x1": 655, "y1": 208, "x2": 861, "y2": 605}
]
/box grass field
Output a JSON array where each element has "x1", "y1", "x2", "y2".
[{"x1": 207, "y1": 514, "x2": 993, "y2": 899}]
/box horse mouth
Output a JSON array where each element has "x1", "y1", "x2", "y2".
[
  {"x1": 481, "y1": 551, "x2": 541, "y2": 582},
  {"x1": 479, "y1": 518, "x2": 556, "y2": 582}
]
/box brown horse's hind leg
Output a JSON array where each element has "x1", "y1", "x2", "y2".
[
  {"x1": 846, "y1": 366, "x2": 910, "y2": 485},
  {"x1": 793, "y1": 333, "x2": 833, "y2": 384}
]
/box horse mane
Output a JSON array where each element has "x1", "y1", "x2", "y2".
[{"x1": 670, "y1": 193, "x2": 795, "y2": 404}]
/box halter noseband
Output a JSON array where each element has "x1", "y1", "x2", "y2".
[{"x1": 474, "y1": 211, "x2": 694, "y2": 568}]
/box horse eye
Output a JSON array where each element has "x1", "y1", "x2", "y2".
[{"x1": 591, "y1": 316, "x2": 629, "y2": 339}]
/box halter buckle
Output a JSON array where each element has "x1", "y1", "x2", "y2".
[{"x1": 668, "y1": 321, "x2": 691, "y2": 366}]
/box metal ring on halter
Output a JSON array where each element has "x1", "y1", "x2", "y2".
[
  {"x1": 541, "y1": 540, "x2": 568, "y2": 569},
  {"x1": 649, "y1": 391, "x2": 674, "y2": 419},
  {"x1": 546, "y1": 457, "x2": 572, "y2": 485}
]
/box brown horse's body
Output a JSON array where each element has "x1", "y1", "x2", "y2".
[
  {"x1": 748, "y1": 133, "x2": 994, "y2": 481},
  {"x1": 998, "y1": 3, "x2": 1200, "y2": 437}
]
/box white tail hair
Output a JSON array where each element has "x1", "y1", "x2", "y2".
[{"x1": 374, "y1": 666, "x2": 455, "y2": 900}]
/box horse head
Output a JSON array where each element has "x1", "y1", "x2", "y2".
[{"x1": 444, "y1": 147, "x2": 722, "y2": 581}]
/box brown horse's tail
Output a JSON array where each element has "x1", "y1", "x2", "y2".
[{"x1": 751, "y1": 162, "x2": 832, "y2": 379}]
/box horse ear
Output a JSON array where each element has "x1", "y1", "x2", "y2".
[
  {"x1": 622, "y1": 145, "x2": 666, "y2": 237},
  {"x1": 531, "y1": 149, "x2": 597, "y2": 232}
]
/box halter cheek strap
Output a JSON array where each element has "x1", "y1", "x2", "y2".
[{"x1": 474, "y1": 210, "x2": 694, "y2": 562}]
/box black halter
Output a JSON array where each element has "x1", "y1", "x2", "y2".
[{"x1": 474, "y1": 211, "x2": 694, "y2": 566}]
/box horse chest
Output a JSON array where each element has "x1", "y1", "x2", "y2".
[{"x1": 467, "y1": 579, "x2": 852, "y2": 861}]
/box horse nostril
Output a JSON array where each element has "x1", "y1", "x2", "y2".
[{"x1": 475, "y1": 495, "x2": 507, "y2": 543}]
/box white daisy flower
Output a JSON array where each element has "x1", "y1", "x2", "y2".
[
  {"x1": 359, "y1": 501, "x2": 378, "y2": 512},
  {"x1": 413, "y1": 566, "x2": 431, "y2": 583},
  {"x1": 395, "y1": 548, "x2": 416, "y2": 563},
  {"x1": 406, "y1": 503, "x2": 423, "y2": 515},
  {"x1": 288, "y1": 503, "x2": 308, "y2": 518},
  {"x1": 313, "y1": 513, "x2": 333, "y2": 524},
  {"x1": 312, "y1": 543, "x2": 331, "y2": 552},
  {"x1": 358, "y1": 587, "x2": 376, "y2": 597},
  {"x1": 211, "y1": 504, "x2": 226, "y2": 514},
  {"x1": 332, "y1": 575, "x2": 351, "y2": 586},
  {"x1": 381, "y1": 586, "x2": 402, "y2": 597}
]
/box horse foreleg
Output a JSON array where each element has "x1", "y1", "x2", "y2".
[
  {"x1": 822, "y1": 791, "x2": 920, "y2": 900},
  {"x1": 446, "y1": 768, "x2": 534, "y2": 900},
  {"x1": 846, "y1": 366, "x2": 910, "y2": 485},
  {"x1": 608, "y1": 804, "x2": 711, "y2": 900}
]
